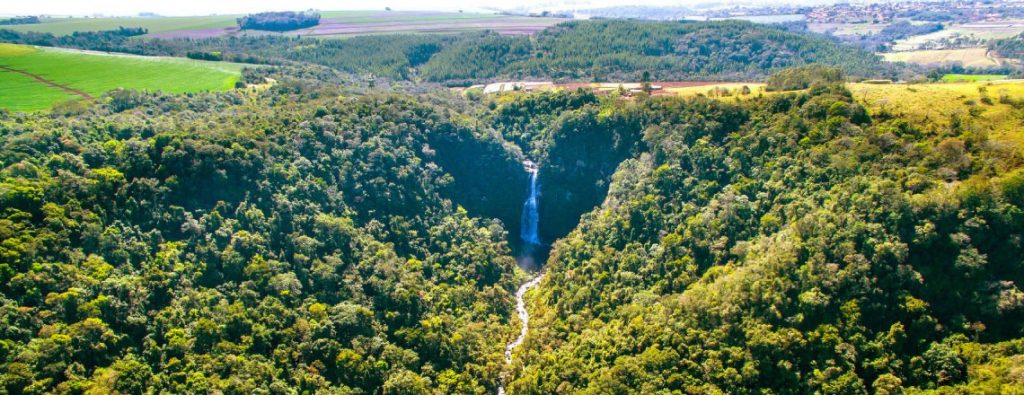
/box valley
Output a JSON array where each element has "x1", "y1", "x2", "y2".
[{"x1": 2, "y1": 3, "x2": 1024, "y2": 394}]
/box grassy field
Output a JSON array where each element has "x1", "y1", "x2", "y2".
[
  {"x1": 2, "y1": 15, "x2": 239, "y2": 36},
  {"x1": 850, "y1": 80, "x2": 1024, "y2": 149},
  {"x1": 0, "y1": 43, "x2": 246, "y2": 112},
  {"x1": 941, "y1": 73, "x2": 1009, "y2": 82},
  {"x1": 665, "y1": 82, "x2": 767, "y2": 97},
  {"x1": 0, "y1": 68, "x2": 79, "y2": 112},
  {"x1": 882, "y1": 48, "x2": 1005, "y2": 68}
]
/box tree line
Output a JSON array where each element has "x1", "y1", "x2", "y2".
[
  {"x1": 237, "y1": 11, "x2": 321, "y2": 32},
  {"x1": 0, "y1": 16, "x2": 40, "y2": 26}
]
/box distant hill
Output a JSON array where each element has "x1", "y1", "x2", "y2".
[
  {"x1": 0, "y1": 19, "x2": 897, "y2": 84},
  {"x1": 418, "y1": 20, "x2": 894, "y2": 84}
]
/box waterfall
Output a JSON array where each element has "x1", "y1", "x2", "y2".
[
  {"x1": 498, "y1": 161, "x2": 546, "y2": 395},
  {"x1": 519, "y1": 161, "x2": 541, "y2": 246}
]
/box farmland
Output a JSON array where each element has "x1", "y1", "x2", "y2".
[
  {"x1": 0, "y1": 67, "x2": 78, "y2": 112},
  {"x1": 890, "y1": 20, "x2": 1024, "y2": 51},
  {"x1": 5, "y1": 12, "x2": 564, "y2": 39},
  {"x1": 0, "y1": 43, "x2": 245, "y2": 111},
  {"x1": 1, "y1": 15, "x2": 238, "y2": 36},
  {"x1": 881, "y1": 48, "x2": 1006, "y2": 68}
]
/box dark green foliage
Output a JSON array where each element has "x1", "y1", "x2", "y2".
[
  {"x1": 186, "y1": 50, "x2": 222, "y2": 61},
  {"x1": 237, "y1": 11, "x2": 320, "y2": 32},
  {"x1": 0, "y1": 16, "x2": 40, "y2": 26},
  {"x1": 290, "y1": 34, "x2": 457, "y2": 80},
  {"x1": 991, "y1": 33, "x2": 1024, "y2": 60},
  {"x1": 487, "y1": 89, "x2": 599, "y2": 156}
]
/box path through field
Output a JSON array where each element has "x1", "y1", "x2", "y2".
[{"x1": 0, "y1": 65, "x2": 93, "y2": 100}]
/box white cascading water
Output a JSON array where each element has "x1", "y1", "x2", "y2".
[
  {"x1": 519, "y1": 162, "x2": 541, "y2": 246},
  {"x1": 498, "y1": 161, "x2": 546, "y2": 395}
]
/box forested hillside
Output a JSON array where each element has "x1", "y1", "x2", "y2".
[
  {"x1": 1, "y1": 19, "x2": 894, "y2": 84},
  {"x1": 503, "y1": 83, "x2": 1024, "y2": 393},
  {"x1": 420, "y1": 20, "x2": 891, "y2": 84},
  {"x1": 0, "y1": 68, "x2": 531, "y2": 393}
]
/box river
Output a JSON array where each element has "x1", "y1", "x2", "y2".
[{"x1": 498, "y1": 161, "x2": 545, "y2": 395}]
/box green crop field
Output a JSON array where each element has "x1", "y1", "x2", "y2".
[
  {"x1": 0, "y1": 43, "x2": 246, "y2": 112},
  {"x1": 0, "y1": 68, "x2": 79, "y2": 112},
  {"x1": 1, "y1": 15, "x2": 239, "y2": 36},
  {"x1": 941, "y1": 73, "x2": 1009, "y2": 82}
]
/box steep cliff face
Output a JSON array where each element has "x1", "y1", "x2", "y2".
[
  {"x1": 427, "y1": 122, "x2": 529, "y2": 240},
  {"x1": 537, "y1": 105, "x2": 645, "y2": 242}
]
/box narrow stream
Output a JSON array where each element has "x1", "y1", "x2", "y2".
[
  {"x1": 498, "y1": 161, "x2": 545, "y2": 395},
  {"x1": 504, "y1": 271, "x2": 545, "y2": 362}
]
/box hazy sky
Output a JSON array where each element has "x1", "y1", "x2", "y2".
[{"x1": 3, "y1": 0, "x2": 864, "y2": 17}]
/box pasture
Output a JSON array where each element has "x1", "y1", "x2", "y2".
[
  {"x1": 850, "y1": 80, "x2": 1024, "y2": 148},
  {"x1": 0, "y1": 43, "x2": 246, "y2": 112},
  {"x1": 941, "y1": 74, "x2": 1009, "y2": 82},
  {"x1": 881, "y1": 48, "x2": 1005, "y2": 68}
]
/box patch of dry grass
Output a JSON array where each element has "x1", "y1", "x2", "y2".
[
  {"x1": 850, "y1": 81, "x2": 1024, "y2": 150},
  {"x1": 881, "y1": 48, "x2": 1004, "y2": 68}
]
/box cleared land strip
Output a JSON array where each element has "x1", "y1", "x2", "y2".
[{"x1": 0, "y1": 65, "x2": 93, "y2": 100}]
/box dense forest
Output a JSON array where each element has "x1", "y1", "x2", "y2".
[
  {"x1": 2, "y1": 14, "x2": 1024, "y2": 394},
  {"x1": 0, "y1": 19, "x2": 897, "y2": 83},
  {"x1": 498, "y1": 79, "x2": 1024, "y2": 393},
  {"x1": 0, "y1": 66, "x2": 535, "y2": 393},
  {"x1": 417, "y1": 20, "x2": 894, "y2": 85}
]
